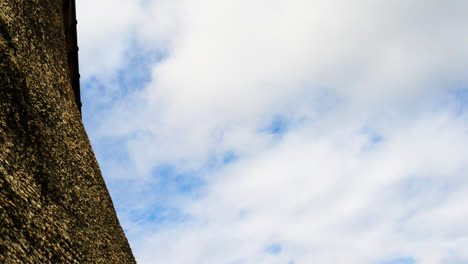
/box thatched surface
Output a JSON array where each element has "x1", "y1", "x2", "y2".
[{"x1": 0, "y1": 1, "x2": 136, "y2": 263}]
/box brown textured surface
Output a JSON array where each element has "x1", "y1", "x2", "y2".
[{"x1": 0, "y1": 1, "x2": 136, "y2": 263}]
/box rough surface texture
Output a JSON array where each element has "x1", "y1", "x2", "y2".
[{"x1": 0, "y1": 1, "x2": 136, "y2": 263}]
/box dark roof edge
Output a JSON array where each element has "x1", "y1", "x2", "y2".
[{"x1": 62, "y1": 0, "x2": 82, "y2": 116}]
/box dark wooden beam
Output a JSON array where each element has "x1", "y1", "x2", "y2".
[{"x1": 62, "y1": 0, "x2": 82, "y2": 115}]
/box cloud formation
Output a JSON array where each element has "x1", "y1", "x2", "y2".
[{"x1": 77, "y1": 0, "x2": 468, "y2": 263}]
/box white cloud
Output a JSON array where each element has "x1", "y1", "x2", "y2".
[
  {"x1": 132, "y1": 112, "x2": 467, "y2": 263},
  {"x1": 84, "y1": 0, "x2": 467, "y2": 171},
  {"x1": 76, "y1": 0, "x2": 468, "y2": 263},
  {"x1": 76, "y1": 0, "x2": 142, "y2": 77}
]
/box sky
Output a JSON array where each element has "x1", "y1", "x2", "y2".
[{"x1": 76, "y1": 0, "x2": 467, "y2": 263}]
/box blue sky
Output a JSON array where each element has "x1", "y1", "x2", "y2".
[{"x1": 77, "y1": 0, "x2": 467, "y2": 263}]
